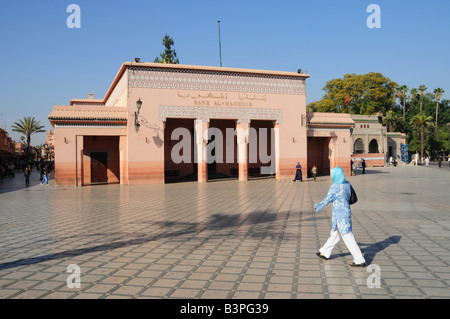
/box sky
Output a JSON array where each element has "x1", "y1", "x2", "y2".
[{"x1": 0, "y1": 0, "x2": 449, "y2": 146}]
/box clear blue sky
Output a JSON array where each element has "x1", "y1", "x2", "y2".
[{"x1": 1, "y1": 0, "x2": 449, "y2": 145}]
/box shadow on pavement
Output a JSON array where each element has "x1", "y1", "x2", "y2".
[
  {"x1": 360, "y1": 235, "x2": 401, "y2": 264},
  {"x1": 0, "y1": 211, "x2": 293, "y2": 271},
  {"x1": 0, "y1": 171, "x2": 54, "y2": 194},
  {"x1": 328, "y1": 235, "x2": 401, "y2": 264}
]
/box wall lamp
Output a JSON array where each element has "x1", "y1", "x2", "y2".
[{"x1": 135, "y1": 98, "x2": 142, "y2": 131}]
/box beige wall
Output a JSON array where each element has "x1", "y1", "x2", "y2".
[{"x1": 54, "y1": 126, "x2": 127, "y2": 186}]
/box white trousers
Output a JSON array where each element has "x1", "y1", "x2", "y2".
[{"x1": 319, "y1": 229, "x2": 365, "y2": 264}]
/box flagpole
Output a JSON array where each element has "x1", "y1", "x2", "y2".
[{"x1": 217, "y1": 20, "x2": 222, "y2": 67}]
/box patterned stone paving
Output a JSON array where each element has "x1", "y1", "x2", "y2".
[{"x1": 0, "y1": 163, "x2": 449, "y2": 299}]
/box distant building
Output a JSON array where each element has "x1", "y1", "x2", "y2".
[
  {"x1": 350, "y1": 113, "x2": 406, "y2": 167},
  {"x1": 0, "y1": 128, "x2": 14, "y2": 162}
]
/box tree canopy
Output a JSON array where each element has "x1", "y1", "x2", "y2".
[
  {"x1": 308, "y1": 72, "x2": 449, "y2": 157},
  {"x1": 154, "y1": 34, "x2": 179, "y2": 64},
  {"x1": 308, "y1": 72, "x2": 398, "y2": 115},
  {"x1": 11, "y1": 117, "x2": 46, "y2": 159}
]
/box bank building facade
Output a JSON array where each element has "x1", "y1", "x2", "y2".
[{"x1": 48, "y1": 61, "x2": 354, "y2": 186}]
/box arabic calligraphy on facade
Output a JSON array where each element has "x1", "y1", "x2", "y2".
[{"x1": 177, "y1": 91, "x2": 266, "y2": 108}]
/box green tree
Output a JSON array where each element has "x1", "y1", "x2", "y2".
[
  {"x1": 384, "y1": 110, "x2": 398, "y2": 132},
  {"x1": 154, "y1": 34, "x2": 179, "y2": 64},
  {"x1": 418, "y1": 84, "x2": 427, "y2": 112},
  {"x1": 433, "y1": 88, "x2": 445, "y2": 131},
  {"x1": 410, "y1": 88, "x2": 418, "y2": 100},
  {"x1": 410, "y1": 113, "x2": 434, "y2": 160},
  {"x1": 11, "y1": 117, "x2": 46, "y2": 159},
  {"x1": 308, "y1": 72, "x2": 398, "y2": 115},
  {"x1": 396, "y1": 85, "x2": 408, "y2": 119}
]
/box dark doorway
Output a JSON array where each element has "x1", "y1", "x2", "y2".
[
  {"x1": 369, "y1": 139, "x2": 379, "y2": 153},
  {"x1": 207, "y1": 134, "x2": 217, "y2": 175},
  {"x1": 91, "y1": 152, "x2": 108, "y2": 184},
  {"x1": 207, "y1": 119, "x2": 238, "y2": 180},
  {"x1": 164, "y1": 118, "x2": 196, "y2": 183},
  {"x1": 307, "y1": 136, "x2": 331, "y2": 177}
]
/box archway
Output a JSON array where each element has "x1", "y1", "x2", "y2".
[
  {"x1": 354, "y1": 138, "x2": 364, "y2": 154},
  {"x1": 369, "y1": 139, "x2": 379, "y2": 153}
]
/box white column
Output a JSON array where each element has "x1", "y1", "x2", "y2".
[{"x1": 236, "y1": 121, "x2": 249, "y2": 181}]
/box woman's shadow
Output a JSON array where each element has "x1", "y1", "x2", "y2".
[{"x1": 332, "y1": 236, "x2": 401, "y2": 264}]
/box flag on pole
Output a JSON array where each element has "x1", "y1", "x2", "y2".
[{"x1": 346, "y1": 95, "x2": 349, "y2": 106}]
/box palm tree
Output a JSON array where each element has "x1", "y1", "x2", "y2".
[
  {"x1": 409, "y1": 88, "x2": 418, "y2": 114},
  {"x1": 384, "y1": 110, "x2": 398, "y2": 132},
  {"x1": 397, "y1": 85, "x2": 409, "y2": 119},
  {"x1": 410, "y1": 88, "x2": 418, "y2": 100},
  {"x1": 418, "y1": 84, "x2": 427, "y2": 112},
  {"x1": 433, "y1": 88, "x2": 445, "y2": 131},
  {"x1": 410, "y1": 113, "x2": 434, "y2": 162},
  {"x1": 11, "y1": 117, "x2": 46, "y2": 160}
]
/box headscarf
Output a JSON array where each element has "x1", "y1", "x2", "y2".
[{"x1": 331, "y1": 167, "x2": 346, "y2": 184}]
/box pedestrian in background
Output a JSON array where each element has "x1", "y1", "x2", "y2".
[
  {"x1": 40, "y1": 165, "x2": 49, "y2": 186},
  {"x1": 311, "y1": 164, "x2": 318, "y2": 182},
  {"x1": 24, "y1": 165, "x2": 31, "y2": 186},
  {"x1": 314, "y1": 167, "x2": 366, "y2": 267},
  {"x1": 40, "y1": 161, "x2": 44, "y2": 181},
  {"x1": 293, "y1": 162, "x2": 303, "y2": 182}
]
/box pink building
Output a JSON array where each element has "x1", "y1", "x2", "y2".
[
  {"x1": 49, "y1": 62, "x2": 354, "y2": 186},
  {"x1": 0, "y1": 128, "x2": 14, "y2": 161}
]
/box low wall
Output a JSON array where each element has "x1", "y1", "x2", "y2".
[{"x1": 351, "y1": 153, "x2": 385, "y2": 167}]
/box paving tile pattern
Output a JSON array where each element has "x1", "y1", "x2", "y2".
[{"x1": 0, "y1": 163, "x2": 449, "y2": 299}]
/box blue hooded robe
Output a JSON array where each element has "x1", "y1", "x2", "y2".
[{"x1": 314, "y1": 167, "x2": 352, "y2": 234}]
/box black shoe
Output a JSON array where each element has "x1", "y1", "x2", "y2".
[
  {"x1": 316, "y1": 252, "x2": 328, "y2": 260},
  {"x1": 349, "y1": 262, "x2": 365, "y2": 267}
]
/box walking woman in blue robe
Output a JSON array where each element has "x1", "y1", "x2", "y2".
[{"x1": 314, "y1": 167, "x2": 366, "y2": 267}]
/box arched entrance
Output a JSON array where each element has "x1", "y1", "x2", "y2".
[
  {"x1": 354, "y1": 138, "x2": 364, "y2": 154},
  {"x1": 369, "y1": 139, "x2": 379, "y2": 153}
]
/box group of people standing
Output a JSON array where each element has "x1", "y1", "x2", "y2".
[
  {"x1": 422, "y1": 156, "x2": 450, "y2": 167},
  {"x1": 412, "y1": 152, "x2": 450, "y2": 167},
  {"x1": 293, "y1": 162, "x2": 318, "y2": 182},
  {"x1": 351, "y1": 158, "x2": 366, "y2": 175},
  {"x1": 18, "y1": 161, "x2": 51, "y2": 186}
]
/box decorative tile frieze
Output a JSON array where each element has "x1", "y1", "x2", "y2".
[
  {"x1": 159, "y1": 105, "x2": 283, "y2": 124},
  {"x1": 129, "y1": 66, "x2": 305, "y2": 95}
]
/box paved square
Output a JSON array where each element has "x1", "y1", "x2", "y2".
[{"x1": 1, "y1": 163, "x2": 449, "y2": 299}]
